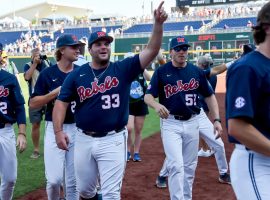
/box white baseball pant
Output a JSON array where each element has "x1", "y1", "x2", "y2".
[
  {"x1": 230, "y1": 144, "x2": 270, "y2": 200},
  {"x1": 160, "y1": 109, "x2": 228, "y2": 178},
  {"x1": 75, "y1": 128, "x2": 127, "y2": 200},
  {"x1": 161, "y1": 115, "x2": 199, "y2": 200},
  {"x1": 44, "y1": 121, "x2": 78, "y2": 200},
  {"x1": 0, "y1": 125, "x2": 17, "y2": 200}
]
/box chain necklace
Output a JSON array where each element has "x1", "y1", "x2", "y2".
[{"x1": 90, "y1": 64, "x2": 110, "y2": 83}]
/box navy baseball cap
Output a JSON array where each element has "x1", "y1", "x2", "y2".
[
  {"x1": 56, "y1": 34, "x2": 81, "y2": 48},
  {"x1": 0, "y1": 43, "x2": 3, "y2": 51},
  {"x1": 88, "y1": 31, "x2": 113, "y2": 47},
  {"x1": 170, "y1": 36, "x2": 190, "y2": 50}
]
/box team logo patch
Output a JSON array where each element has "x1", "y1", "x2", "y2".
[
  {"x1": 235, "y1": 97, "x2": 245, "y2": 108},
  {"x1": 130, "y1": 81, "x2": 144, "y2": 99},
  {"x1": 0, "y1": 86, "x2": 9, "y2": 97}
]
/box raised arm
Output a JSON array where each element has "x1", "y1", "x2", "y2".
[{"x1": 139, "y1": 1, "x2": 167, "y2": 69}]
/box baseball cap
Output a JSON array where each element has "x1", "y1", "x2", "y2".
[
  {"x1": 170, "y1": 36, "x2": 190, "y2": 50},
  {"x1": 56, "y1": 34, "x2": 81, "y2": 48},
  {"x1": 0, "y1": 43, "x2": 3, "y2": 51},
  {"x1": 88, "y1": 31, "x2": 113, "y2": 47},
  {"x1": 1, "y1": 51, "x2": 8, "y2": 58},
  {"x1": 256, "y1": 2, "x2": 270, "y2": 26}
]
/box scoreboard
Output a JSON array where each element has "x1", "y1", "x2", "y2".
[{"x1": 177, "y1": 0, "x2": 256, "y2": 7}]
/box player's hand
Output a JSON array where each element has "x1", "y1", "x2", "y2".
[
  {"x1": 213, "y1": 121, "x2": 223, "y2": 139},
  {"x1": 55, "y1": 131, "x2": 70, "y2": 151},
  {"x1": 17, "y1": 134, "x2": 27, "y2": 153},
  {"x1": 154, "y1": 1, "x2": 168, "y2": 24},
  {"x1": 155, "y1": 104, "x2": 170, "y2": 119}
]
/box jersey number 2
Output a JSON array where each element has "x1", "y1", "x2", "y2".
[{"x1": 101, "y1": 94, "x2": 120, "y2": 109}]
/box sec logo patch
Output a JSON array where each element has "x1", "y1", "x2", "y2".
[{"x1": 235, "y1": 97, "x2": 245, "y2": 108}]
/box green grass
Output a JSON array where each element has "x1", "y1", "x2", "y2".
[{"x1": 12, "y1": 74, "x2": 161, "y2": 198}]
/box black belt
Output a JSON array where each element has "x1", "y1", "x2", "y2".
[
  {"x1": 173, "y1": 114, "x2": 193, "y2": 121},
  {"x1": 83, "y1": 127, "x2": 125, "y2": 138}
]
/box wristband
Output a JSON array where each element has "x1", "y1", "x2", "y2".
[
  {"x1": 214, "y1": 118, "x2": 221, "y2": 123},
  {"x1": 18, "y1": 132, "x2": 26, "y2": 137}
]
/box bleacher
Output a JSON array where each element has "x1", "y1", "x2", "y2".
[
  {"x1": 212, "y1": 17, "x2": 257, "y2": 29},
  {"x1": 124, "y1": 20, "x2": 211, "y2": 34}
]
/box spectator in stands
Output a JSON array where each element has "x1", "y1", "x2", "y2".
[
  {"x1": 0, "y1": 51, "x2": 20, "y2": 83},
  {"x1": 247, "y1": 20, "x2": 253, "y2": 27},
  {"x1": 224, "y1": 24, "x2": 229, "y2": 29},
  {"x1": 24, "y1": 48, "x2": 51, "y2": 159}
]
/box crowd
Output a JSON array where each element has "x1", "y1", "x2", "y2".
[{"x1": 0, "y1": 1, "x2": 270, "y2": 200}]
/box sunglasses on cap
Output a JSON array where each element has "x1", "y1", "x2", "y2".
[{"x1": 173, "y1": 45, "x2": 189, "y2": 52}]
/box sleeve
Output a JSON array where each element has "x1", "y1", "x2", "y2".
[
  {"x1": 31, "y1": 70, "x2": 48, "y2": 97},
  {"x1": 198, "y1": 70, "x2": 214, "y2": 97},
  {"x1": 118, "y1": 54, "x2": 143, "y2": 83},
  {"x1": 145, "y1": 68, "x2": 160, "y2": 98},
  {"x1": 203, "y1": 68, "x2": 211, "y2": 79},
  {"x1": 23, "y1": 63, "x2": 30, "y2": 73},
  {"x1": 57, "y1": 72, "x2": 76, "y2": 103},
  {"x1": 226, "y1": 65, "x2": 259, "y2": 120}
]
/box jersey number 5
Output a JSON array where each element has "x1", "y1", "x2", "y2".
[
  {"x1": 185, "y1": 94, "x2": 197, "y2": 106},
  {"x1": 0, "y1": 102, "x2": 7, "y2": 114},
  {"x1": 101, "y1": 94, "x2": 120, "y2": 109}
]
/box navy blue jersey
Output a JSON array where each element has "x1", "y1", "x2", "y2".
[
  {"x1": 226, "y1": 51, "x2": 270, "y2": 143},
  {"x1": 0, "y1": 69, "x2": 26, "y2": 125},
  {"x1": 57, "y1": 54, "x2": 143, "y2": 132},
  {"x1": 199, "y1": 68, "x2": 217, "y2": 112},
  {"x1": 129, "y1": 72, "x2": 147, "y2": 103},
  {"x1": 24, "y1": 60, "x2": 49, "y2": 96},
  {"x1": 146, "y1": 62, "x2": 213, "y2": 116},
  {"x1": 32, "y1": 64, "x2": 78, "y2": 123}
]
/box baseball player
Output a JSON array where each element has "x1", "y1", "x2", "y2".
[
  {"x1": 29, "y1": 34, "x2": 82, "y2": 200},
  {"x1": 52, "y1": 2, "x2": 167, "y2": 199},
  {"x1": 156, "y1": 55, "x2": 233, "y2": 188},
  {"x1": 0, "y1": 44, "x2": 27, "y2": 200},
  {"x1": 144, "y1": 35, "x2": 222, "y2": 200},
  {"x1": 226, "y1": 2, "x2": 270, "y2": 199}
]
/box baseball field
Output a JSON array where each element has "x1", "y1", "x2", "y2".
[{"x1": 13, "y1": 73, "x2": 236, "y2": 200}]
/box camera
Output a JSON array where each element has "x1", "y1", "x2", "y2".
[{"x1": 39, "y1": 54, "x2": 47, "y2": 60}]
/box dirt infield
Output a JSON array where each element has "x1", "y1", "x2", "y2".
[{"x1": 18, "y1": 74, "x2": 236, "y2": 200}]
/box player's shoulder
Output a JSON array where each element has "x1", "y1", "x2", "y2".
[
  {"x1": 0, "y1": 69, "x2": 17, "y2": 82},
  {"x1": 40, "y1": 64, "x2": 58, "y2": 74}
]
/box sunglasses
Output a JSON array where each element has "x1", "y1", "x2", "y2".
[{"x1": 173, "y1": 46, "x2": 189, "y2": 52}]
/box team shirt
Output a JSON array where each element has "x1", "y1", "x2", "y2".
[
  {"x1": 57, "y1": 54, "x2": 142, "y2": 132},
  {"x1": 226, "y1": 51, "x2": 270, "y2": 143},
  {"x1": 31, "y1": 64, "x2": 78, "y2": 123},
  {"x1": 129, "y1": 72, "x2": 147, "y2": 103},
  {"x1": 146, "y1": 62, "x2": 213, "y2": 117},
  {"x1": 0, "y1": 69, "x2": 26, "y2": 124}
]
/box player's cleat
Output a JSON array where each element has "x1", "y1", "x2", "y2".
[
  {"x1": 219, "y1": 173, "x2": 231, "y2": 185},
  {"x1": 133, "y1": 153, "x2": 142, "y2": 162},
  {"x1": 127, "y1": 152, "x2": 131, "y2": 162},
  {"x1": 30, "y1": 151, "x2": 40, "y2": 159},
  {"x1": 156, "y1": 176, "x2": 167, "y2": 188},
  {"x1": 198, "y1": 148, "x2": 214, "y2": 157}
]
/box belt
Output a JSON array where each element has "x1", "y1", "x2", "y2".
[
  {"x1": 173, "y1": 114, "x2": 196, "y2": 121},
  {"x1": 83, "y1": 127, "x2": 125, "y2": 138}
]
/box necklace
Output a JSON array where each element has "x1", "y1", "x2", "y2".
[{"x1": 90, "y1": 64, "x2": 110, "y2": 83}]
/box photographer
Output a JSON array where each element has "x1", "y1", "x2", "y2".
[{"x1": 24, "y1": 48, "x2": 51, "y2": 159}]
